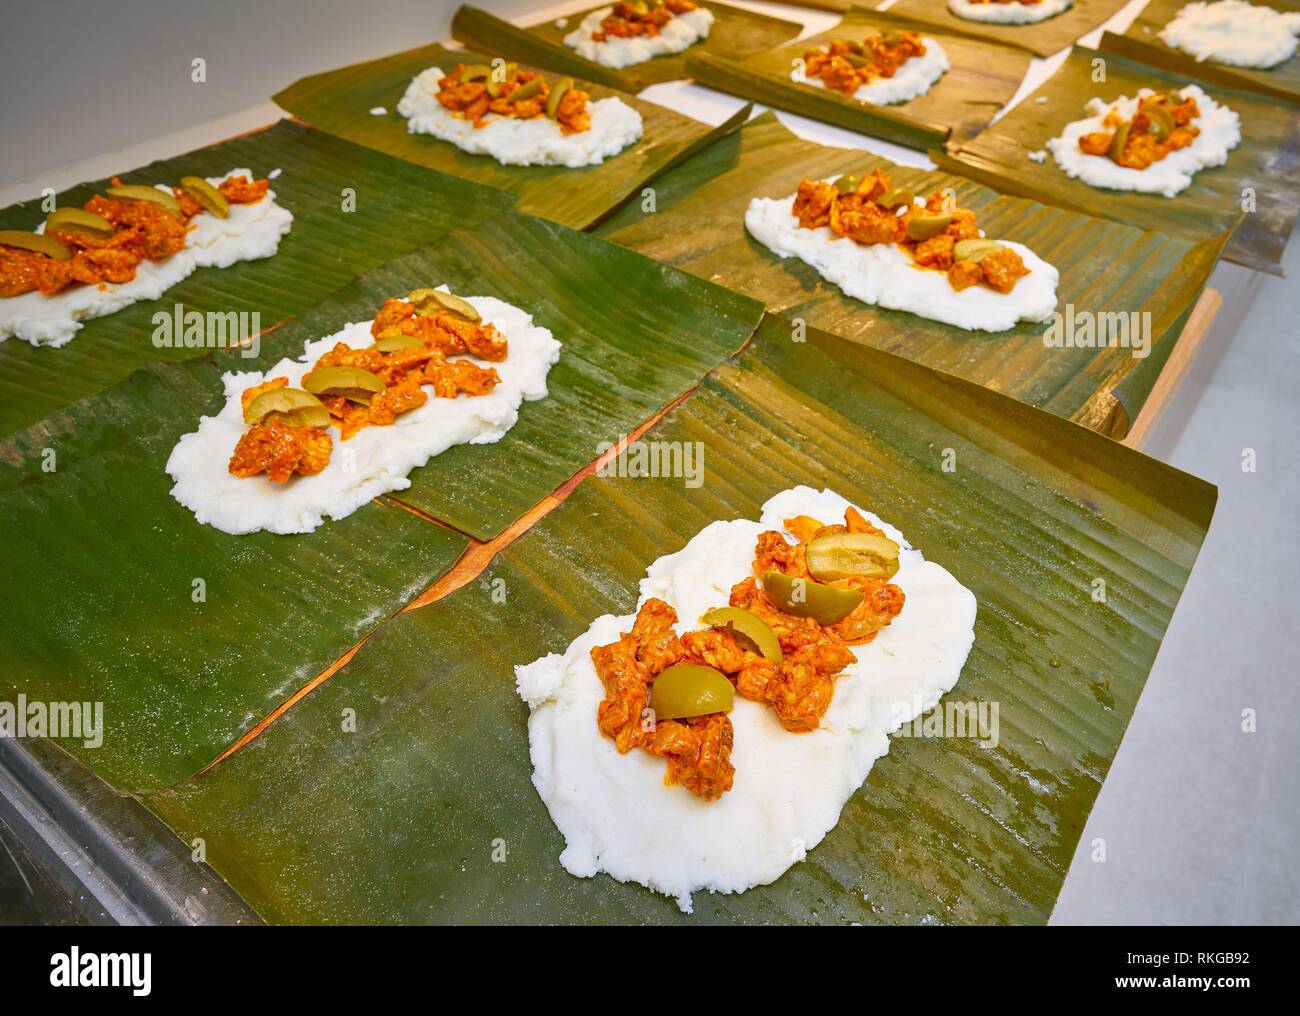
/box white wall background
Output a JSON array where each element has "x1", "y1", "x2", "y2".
[{"x1": 0, "y1": 0, "x2": 548, "y2": 184}]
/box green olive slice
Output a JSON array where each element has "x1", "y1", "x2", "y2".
[
  {"x1": 905, "y1": 213, "x2": 954, "y2": 242},
  {"x1": 1144, "y1": 102, "x2": 1175, "y2": 141},
  {"x1": 952, "y1": 238, "x2": 1005, "y2": 264},
  {"x1": 410, "y1": 287, "x2": 481, "y2": 323},
  {"x1": 700, "y1": 607, "x2": 782, "y2": 663},
  {"x1": 458, "y1": 63, "x2": 492, "y2": 83},
  {"x1": 106, "y1": 184, "x2": 182, "y2": 216},
  {"x1": 842, "y1": 52, "x2": 871, "y2": 68},
  {"x1": 545, "y1": 76, "x2": 573, "y2": 119},
  {"x1": 0, "y1": 230, "x2": 73, "y2": 260},
  {"x1": 509, "y1": 76, "x2": 543, "y2": 102},
  {"x1": 650, "y1": 664, "x2": 735, "y2": 721},
  {"x1": 44, "y1": 207, "x2": 115, "y2": 239},
  {"x1": 876, "y1": 187, "x2": 915, "y2": 209},
  {"x1": 834, "y1": 174, "x2": 859, "y2": 194},
  {"x1": 302, "y1": 366, "x2": 385, "y2": 405},
  {"x1": 179, "y1": 176, "x2": 230, "y2": 218},
  {"x1": 371, "y1": 332, "x2": 425, "y2": 352},
  {"x1": 1107, "y1": 120, "x2": 1133, "y2": 163},
  {"x1": 244, "y1": 387, "x2": 331, "y2": 428},
  {"x1": 761, "y1": 570, "x2": 863, "y2": 625},
  {"x1": 806, "y1": 531, "x2": 900, "y2": 582}
]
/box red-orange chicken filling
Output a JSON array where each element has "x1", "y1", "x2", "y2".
[
  {"x1": 436, "y1": 64, "x2": 591, "y2": 135},
  {"x1": 592, "y1": 0, "x2": 700, "y2": 40},
  {"x1": 0, "y1": 175, "x2": 270, "y2": 299},
  {"x1": 801, "y1": 32, "x2": 928, "y2": 95},
  {"x1": 792, "y1": 168, "x2": 1031, "y2": 295},
  {"x1": 1077, "y1": 91, "x2": 1201, "y2": 171},
  {"x1": 590, "y1": 507, "x2": 905, "y2": 800},
  {"x1": 228, "y1": 294, "x2": 505, "y2": 483}
]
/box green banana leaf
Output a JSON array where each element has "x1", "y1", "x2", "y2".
[
  {"x1": 272, "y1": 43, "x2": 749, "y2": 230},
  {"x1": 1106, "y1": 0, "x2": 1300, "y2": 105},
  {"x1": 451, "y1": 2, "x2": 802, "y2": 92},
  {"x1": 0, "y1": 340, "x2": 468, "y2": 796},
  {"x1": 886, "y1": 0, "x2": 1135, "y2": 58},
  {"x1": 143, "y1": 313, "x2": 1215, "y2": 924},
  {"x1": 0, "y1": 209, "x2": 763, "y2": 794},
  {"x1": 0, "y1": 120, "x2": 514, "y2": 441},
  {"x1": 595, "y1": 111, "x2": 1227, "y2": 438},
  {"x1": 685, "y1": 6, "x2": 1032, "y2": 150},
  {"x1": 936, "y1": 44, "x2": 1300, "y2": 275}
]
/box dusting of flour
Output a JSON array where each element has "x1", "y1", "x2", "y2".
[
  {"x1": 515, "y1": 486, "x2": 977, "y2": 912},
  {"x1": 167, "y1": 292, "x2": 561, "y2": 535}
]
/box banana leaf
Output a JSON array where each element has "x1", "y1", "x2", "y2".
[
  {"x1": 0, "y1": 210, "x2": 763, "y2": 794},
  {"x1": 450, "y1": 2, "x2": 802, "y2": 92},
  {"x1": 936, "y1": 44, "x2": 1300, "y2": 275},
  {"x1": 142, "y1": 313, "x2": 1215, "y2": 924},
  {"x1": 685, "y1": 6, "x2": 1032, "y2": 150},
  {"x1": 886, "y1": 0, "x2": 1135, "y2": 58},
  {"x1": 272, "y1": 43, "x2": 749, "y2": 230},
  {"x1": 0, "y1": 336, "x2": 468, "y2": 797},
  {"x1": 1107, "y1": 0, "x2": 1300, "y2": 105},
  {"x1": 595, "y1": 111, "x2": 1227, "y2": 438},
  {"x1": 0, "y1": 120, "x2": 514, "y2": 441},
  {"x1": 193, "y1": 211, "x2": 760, "y2": 541}
]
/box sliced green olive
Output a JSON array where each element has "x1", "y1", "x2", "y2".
[
  {"x1": 701, "y1": 607, "x2": 782, "y2": 663},
  {"x1": 44, "y1": 207, "x2": 114, "y2": 239},
  {"x1": 1144, "y1": 102, "x2": 1175, "y2": 141},
  {"x1": 179, "y1": 176, "x2": 230, "y2": 218},
  {"x1": 806, "y1": 531, "x2": 900, "y2": 582},
  {"x1": 905, "y1": 213, "x2": 954, "y2": 242},
  {"x1": 486, "y1": 62, "x2": 519, "y2": 97},
  {"x1": 302, "y1": 365, "x2": 385, "y2": 405},
  {"x1": 1107, "y1": 120, "x2": 1133, "y2": 163},
  {"x1": 410, "y1": 287, "x2": 481, "y2": 323},
  {"x1": 0, "y1": 230, "x2": 73, "y2": 260},
  {"x1": 834, "y1": 174, "x2": 859, "y2": 194},
  {"x1": 875, "y1": 187, "x2": 915, "y2": 209},
  {"x1": 244, "y1": 387, "x2": 331, "y2": 428},
  {"x1": 509, "y1": 76, "x2": 542, "y2": 102},
  {"x1": 761, "y1": 570, "x2": 863, "y2": 625},
  {"x1": 371, "y1": 332, "x2": 425, "y2": 352},
  {"x1": 952, "y1": 238, "x2": 1005, "y2": 264},
  {"x1": 842, "y1": 52, "x2": 871, "y2": 68},
  {"x1": 458, "y1": 63, "x2": 492, "y2": 83},
  {"x1": 106, "y1": 184, "x2": 182, "y2": 216},
  {"x1": 629, "y1": 0, "x2": 650, "y2": 15},
  {"x1": 545, "y1": 76, "x2": 573, "y2": 119},
  {"x1": 650, "y1": 664, "x2": 734, "y2": 721}
]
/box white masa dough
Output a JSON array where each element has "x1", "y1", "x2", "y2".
[
  {"x1": 166, "y1": 293, "x2": 561, "y2": 535},
  {"x1": 564, "y1": 6, "x2": 715, "y2": 68},
  {"x1": 0, "y1": 170, "x2": 292, "y2": 349},
  {"x1": 948, "y1": 0, "x2": 1072, "y2": 23},
  {"x1": 791, "y1": 39, "x2": 950, "y2": 106},
  {"x1": 396, "y1": 66, "x2": 643, "y2": 167},
  {"x1": 1158, "y1": 1, "x2": 1300, "y2": 69},
  {"x1": 1045, "y1": 85, "x2": 1242, "y2": 198},
  {"x1": 744, "y1": 183, "x2": 1059, "y2": 332},
  {"x1": 515, "y1": 486, "x2": 978, "y2": 913}
]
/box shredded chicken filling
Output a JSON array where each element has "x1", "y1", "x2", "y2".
[
  {"x1": 801, "y1": 32, "x2": 928, "y2": 94},
  {"x1": 227, "y1": 297, "x2": 505, "y2": 483},
  {"x1": 591, "y1": 0, "x2": 700, "y2": 41},
  {"x1": 590, "y1": 507, "x2": 905, "y2": 800},
  {"x1": 0, "y1": 175, "x2": 269, "y2": 299},
  {"x1": 792, "y1": 168, "x2": 1030, "y2": 294},
  {"x1": 1077, "y1": 92, "x2": 1201, "y2": 170},
  {"x1": 436, "y1": 64, "x2": 591, "y2": 135}
]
